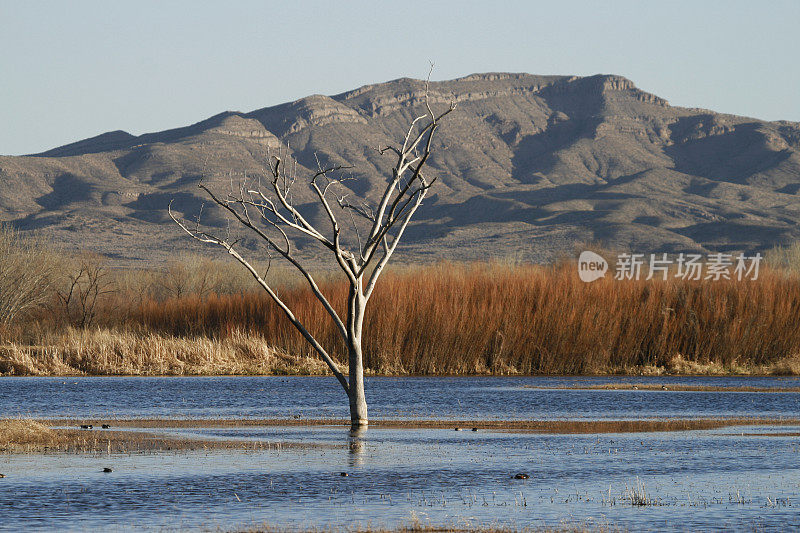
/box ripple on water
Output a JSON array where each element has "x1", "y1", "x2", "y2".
[{"x1": 1, "y1": 376, "x2": 800, "y2": 531}]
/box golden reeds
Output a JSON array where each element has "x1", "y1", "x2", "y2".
[
  {"x1": 0, "y1": 328, "x2": 329, "y2": 376},
  {"x1": 131, "y1": 262, "x2": 800, "y2": 375},
  {"x1": 0, "y1": 419, "x2": 57, "y2": 450},
  {"x1": 4, "y1": 261, "x2": 800, "y2": 376},
  {"x1": 0, "y1": 418, "x2": 303, "y2": 453}
]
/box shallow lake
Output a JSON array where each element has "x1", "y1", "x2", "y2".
[
  {"x1": 1, "y1": 376, "x2": 799, "y2": 531},
  {"x1": 3, "y1": 375, "x2": 800, "y2": 420}
]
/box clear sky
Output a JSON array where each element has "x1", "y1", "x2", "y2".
[{"x1": 1, "y1": 0, "x2": 798, "y2": 156}]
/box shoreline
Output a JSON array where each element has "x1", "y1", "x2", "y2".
[
  {"x1": 0, "y1": 368, "x2": 800, "y2": 376},
  {"x1": 47, "y1": 416, "x2": 800, "y2": 431},
  {"x1": 3, "y1": 416, "x2": 800, "y2": 454},
  {"x1": 525, "y1": 383, "x2": 800, "y2": 392}
]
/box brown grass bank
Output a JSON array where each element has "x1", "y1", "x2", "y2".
[
  {"x1": 5, "y1": 418, "x2": 799, "y2": 454},
  {"x1": 41, "y1": 417, "x2": 800, "y2": 434},
  {"x1": 3, "y1": 261, "x2": 800, "y2": 376},
  {"x1": 535, "y1": 383, "x2": 800, "y2": 392},
  {"x1": 131, "y1": 262, "x2": 800, "y2": 376},
  {"x1": 234, "y1": 523, "x2": 610, "y2": 533},
  {"x1": 0, "y1": 419, "x2": 333, "y2": 453},
  {"x1": 0, "y1": 329, "x2": 328, "y2": 376}
]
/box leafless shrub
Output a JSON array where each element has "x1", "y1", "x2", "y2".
[
  {"x1": 53, "y1": 253, "x2": 114, "y2": 328},
  {"x1": 157, "y1": 254, "x2": 227, "y2": 299},
  {"x1": 765, "y1": 242, "x2": 800, "y2": 275},
  {"x1": 0, "y1": 225, "x2": 57, "y2": 326}
]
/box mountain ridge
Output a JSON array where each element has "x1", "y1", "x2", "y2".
[{"x1": 2, "y1": 72, "x2": 800, "y2": 266}]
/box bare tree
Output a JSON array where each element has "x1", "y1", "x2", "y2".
[
  {"x1": 171, "y1": 90, "x2": 454, "y2": 428},
  {"x1": 0, "y1": 225, "x2": 57, "y2": 327},
  {"x1": 54, "y1": 253, "x2": 114, "y2": 328},
  {"x1": 158, "y1": 254, "x2": 230, "y2": 299}
]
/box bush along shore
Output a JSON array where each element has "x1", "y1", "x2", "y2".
[{"x1": 2, "y1": 241, "x2": 800, "y2": 376}]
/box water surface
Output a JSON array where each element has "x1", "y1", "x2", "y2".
[
  {"x1": 2, "y1": 375, "x2": 800, "y2": 420},
  {"x1": 1, "y1": 376, "x2": 799, "y2": 531}
]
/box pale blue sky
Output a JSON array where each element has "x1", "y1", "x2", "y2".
[{"x1": 1, "y1": 0, "x2": 798, "y2": 155}]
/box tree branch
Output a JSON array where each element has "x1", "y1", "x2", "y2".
[{"x1": 169, "y1": 202, "x2": 350, "y2": 393}]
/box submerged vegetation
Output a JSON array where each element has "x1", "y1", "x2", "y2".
[{"x1": 3, "y1": 228, "x2": 800, "y2": 377}]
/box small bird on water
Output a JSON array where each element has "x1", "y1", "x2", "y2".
[
  {"x1": 102, "y1": 468, "x2": 113, "y2": 473},
  {"x1": 513, "y1": 473, "x2": 529, "y2": 480}
]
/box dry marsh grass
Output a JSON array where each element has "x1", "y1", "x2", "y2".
[
  {"x1": 235, "y1": 524, "x2": 607, "y2": 533},
  {"x1": 0, "y1": 419, "x2": 333, "y2": 453},
  {"x1": 0, "y1": 419, "x2": 58, "y2": 451},
  {"x1": 541, "y1": 383, "x2": 800, "y2": 393},
  {"x1": 376, "y1": 418, "x2": 800, "y2": 434},
  {"x1": 0, "y1": 328, "x2": 329, "y2": 376},
  {"x1": 42, "y1": 417, "x2": 800, "y2": 434},
  {"x1": 4, "y1": 261, "x2": 800, "y2": 376},
  {"x1": 131, "y1": 262, "x2": 800, "y2": 376},
  {"x1": 5, "y1": 417, "x2": 799, "y2": 454}
]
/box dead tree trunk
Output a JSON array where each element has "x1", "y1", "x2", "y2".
[
  {"x1": 171, "y1": 84, "x2": 454, "y2": 429},
  {"x1": 347, "y1": 281, "x2": 368, "y2": 425}
]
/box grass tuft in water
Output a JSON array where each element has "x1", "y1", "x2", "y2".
[{"x1": 624, "y1": 477, "x2": 656, "y2": 506}]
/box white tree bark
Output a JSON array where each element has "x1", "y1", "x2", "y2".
[{"x1": 171, "y1": 86, "x2": 454, "y2": 428}]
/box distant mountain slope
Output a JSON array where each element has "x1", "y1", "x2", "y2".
[{"x1": 2, "y1": 72, "x2": 800, "y2": 266}]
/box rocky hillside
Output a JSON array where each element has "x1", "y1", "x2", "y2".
[{"x1": 2, "y1": 73, "x2": 800, "y2": 266}]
